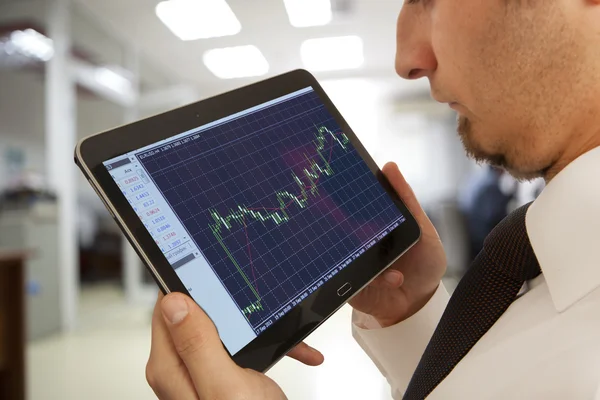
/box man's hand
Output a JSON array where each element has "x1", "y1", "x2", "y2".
[
  {"x1": 289, "y1": 162, "x2": 447, "y2": 365},
  {"x1": 146, "y1": 292, "x2": 287, "y2": 400},
  {"x1": 348, "y1": 162, "x2": 447, "y2": 327}
]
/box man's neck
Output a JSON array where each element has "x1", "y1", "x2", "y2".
[{"x1": 545, "y1": 128, "x2": 600, "y2": 183}]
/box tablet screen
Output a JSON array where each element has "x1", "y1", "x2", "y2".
[{"x1": 103, "y1": 87, "x2": 406, "y2": 355}]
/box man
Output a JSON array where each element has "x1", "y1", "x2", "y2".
[{"x1": 145, "y1": 0, "x2": 600, "y2": 398}]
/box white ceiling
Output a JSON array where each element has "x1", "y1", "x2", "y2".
[{"x1": 72, "y1": 0, "x2": 428, "y2": 96}]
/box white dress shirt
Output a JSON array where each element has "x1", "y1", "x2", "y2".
[{"x1": 352, "y1": 146, "x2": 600, "y2": 399}]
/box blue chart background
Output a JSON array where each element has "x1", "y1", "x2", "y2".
[{"x1": 137, "y1": 90, "x2": 404, "y2": 332}]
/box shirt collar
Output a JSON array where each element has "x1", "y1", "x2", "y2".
[{"x1": 526, "y1": 146, "x2": 600, "y2": 312}]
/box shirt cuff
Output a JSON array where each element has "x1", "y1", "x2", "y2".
[{"x1": 351, "y1": 282, "x2": 450, "y2": 398}]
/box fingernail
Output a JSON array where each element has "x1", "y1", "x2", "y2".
[
  {"x1": 162, "y1": 295, "x2": 189, "y2": 325},
  {"x1": 384, "y1": 271, "x2": 400, "y2": 285}
]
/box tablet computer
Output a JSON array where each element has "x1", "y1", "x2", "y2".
[{"x1": 75, "y1": 69, "x2": 421, "y2": 372}]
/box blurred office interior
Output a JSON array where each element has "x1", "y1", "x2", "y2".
[{"x1": 0, "y1": 0, "x2": 544, "y2": 399}]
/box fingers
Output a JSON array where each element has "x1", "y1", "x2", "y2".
[
  {"x1": 382, "y1": 162, "x2": 427, "y2": 221},
  {"x1": 370, "y1": 270, "x2": 405, "y2": 288},
  {"x1": 286, "y1": 342, "x2": 325, "y2": 366},
  {"x1": 149, "y1": 292, "x2": 180, "y2": 367},
  {"x1": 147, "y1": 292, "x2": 199, "y2": 400},
  {"x1": 160, "y1": 292, "x2": 237, "y2": 394}
]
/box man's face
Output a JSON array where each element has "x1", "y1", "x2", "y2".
[{"x1": 396, "y1": 0, "x2": 596, "y2": 180}]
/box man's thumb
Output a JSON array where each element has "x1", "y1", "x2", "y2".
[
  {"x1": 382, "y1": 162, "x2": 426, "y2": 221},
  {"x1": 160, "y1": 293, "x2": 234, "y2": 379}
]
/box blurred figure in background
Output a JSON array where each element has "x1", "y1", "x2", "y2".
[{"x1": 458, "y1": 165, "x2": 517, "y2": 263}]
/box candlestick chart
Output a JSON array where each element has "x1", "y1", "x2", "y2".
[{"x1": 138, "y1": 90, "x2": 405, "y2": 333}]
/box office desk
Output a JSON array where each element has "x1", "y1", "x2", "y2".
[{"x1": 0, "y1": 250, "x2": 27, "y2": 400}]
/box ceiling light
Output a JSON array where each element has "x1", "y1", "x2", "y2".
[
  {"x1": 94, "y1": 66, "x2": 134, "y2": 95},
  {"x1": 6, "y1": 29, "x2": 54, "y2": 62},
  {"x1": 70, "y1": 60, "x2": 137, "y2": 107},
  {"x1": 203, "y1": 45, "x2": 269, "y2": 79},
  {"x1": 283, "y1": 0, "x2": 332, "y2": 27},
  {"x1": 300, "y1": 36, "x2": 364, "y2": 72},
  {"x1": 156, "y1": 0, "x2": 241, "y2": 41}
]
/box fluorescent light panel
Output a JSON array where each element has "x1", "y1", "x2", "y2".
[
  {"x1": 5, "y1": 29, "x2": 54, "y2": 62},
  {"x1": 94, "y1": 66, "x2": 134, "y2": 95},
  {"x1": 203, "y1": 45, "x2": 269, "y2": 79},
  {"x1": 156, "y1": 0, "x2": 241, "y2": 41},
  {"x1": 301, "y1": 36, "x2": 364, "y2": 72},
  {"x1": 283, "y1": 0, "x2": 332, "y2": 27}
]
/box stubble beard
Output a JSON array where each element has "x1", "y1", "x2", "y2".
[
  {"x1": 457, "y1": 116, "x2": 544, "y2": 182},
  {"x1": 457, "y1": 115, "x2": 507, "y2": 169}
]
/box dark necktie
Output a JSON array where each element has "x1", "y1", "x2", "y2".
[{"x1": 403, "y1": 202, "x2": 542, "y2": 400}]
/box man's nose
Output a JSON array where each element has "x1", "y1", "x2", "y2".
[{"x1": 395, "y1": 11, "x2": 437, "y2": 80}]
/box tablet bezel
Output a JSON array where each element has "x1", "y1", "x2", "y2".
[{"x1": 75, "y1": 69, "x2": 421, "y2": 373}]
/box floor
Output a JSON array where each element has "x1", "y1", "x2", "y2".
[{"x1": 27, "y1": 284, "x2": 393, "y2": 400}]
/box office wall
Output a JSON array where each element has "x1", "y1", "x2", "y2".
[
  {"x1": 0, "y1": 136, "x2": 45, "y2": 187},
  {"x1": 0, "y1": 70, "x2": 46, "y2": 186},
  {"x1": 0, "y1": 0, "x2": 46, "y2": 26},
  {"x1": 380, "y1": 111, "x2": 472, "y2": 205},
  {"x1": 0, "y1": 68, "x2": 124, "y2": 195},
  {"x1": 320, "y1": 78, "x2": 383, "y2": 160}
]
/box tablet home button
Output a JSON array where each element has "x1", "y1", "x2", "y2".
[{"x1": 337, "y1": 282, "x2": 352, "y2": 297}]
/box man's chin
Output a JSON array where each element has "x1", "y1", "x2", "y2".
[
  {"x1": 457, "y1": 120, "x2": 505, "y2": 167},
  {"x1": 462, "y1": 144, "x2": 543, "y2": 182},
  {"x1": 457, "y1": 121, "x2": 542, "y2": 181}
]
